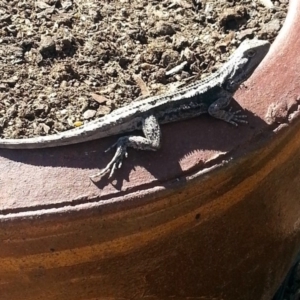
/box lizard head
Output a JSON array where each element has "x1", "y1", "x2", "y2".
[{"x1": 225, "y1": 39, "x2": 270, "y2": 91}]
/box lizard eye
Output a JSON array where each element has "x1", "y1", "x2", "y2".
[{"x1": 247, "y1": 50, "x2": 256, "y2": 57}]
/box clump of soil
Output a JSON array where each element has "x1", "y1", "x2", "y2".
[{"x1": 0, "y1": 0, "x2": 288, "y2": 139}]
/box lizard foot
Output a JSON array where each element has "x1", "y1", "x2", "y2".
[
  {"x1": 227, "y1": 108, "x2": 248, "y2": 126},
  {"x1": 90, "y1": 115, "x2": 161, "y2": 179},
  {"x1": 90, "y1": 140, "x2": 128, "y2": 179}
]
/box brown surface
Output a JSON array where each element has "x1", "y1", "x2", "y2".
[{"x1": 1, "y1": 0, "x2": 300, "y2": 299}]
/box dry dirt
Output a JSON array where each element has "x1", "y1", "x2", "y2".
[{"x1": 0, "y1": 0, "x2": 288, "y2": 139}]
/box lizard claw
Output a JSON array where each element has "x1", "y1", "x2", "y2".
[
  {"x1": 89, "y1": 167, "x2": 109, "y2": 179},
  {"x1": 104, "y1": 141, "x2": 117, "y2": 153},
  {"x1": 227, "y1": 109, "x2": 248, "y2": 126},
  {"x1": 90, "y1": 142, "x2": 128, "y2": 179}
]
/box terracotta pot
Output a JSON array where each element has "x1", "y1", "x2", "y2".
[{"x1": 0, "y1": 1, "x2": 300, "y2": 299}]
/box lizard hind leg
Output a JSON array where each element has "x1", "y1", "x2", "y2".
[{"x1": 90, "y1": 115, "x2": 161, "y2": 179}]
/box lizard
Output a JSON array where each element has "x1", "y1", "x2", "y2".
[{"x1": 0, "y1": 39, "x2": 270, "y2": 178}]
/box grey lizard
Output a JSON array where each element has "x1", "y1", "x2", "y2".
[{"x1": 0, "y1": 39, "x2": 270, "y2": 178}]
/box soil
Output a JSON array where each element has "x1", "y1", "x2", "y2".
[{"x1": 0, "y1": 0, "x2": 288, "y2": 139}]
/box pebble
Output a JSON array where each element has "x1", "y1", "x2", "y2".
[
  {"x1": 83, "y1": 109, "x2": 96, "y2": 119},
  {"x1": 237, "y1": 28, "x2": 255, "y2": 40},
  {"x1": 97, "y1": 106, "x2": 111, "y2": 116},
  {"x1": 262, "y1": 19, "x2": 281, "y2": 35},
  {"x1": 39, "y1": 36, "x2": 56, "y2": 57},
  {"x1": 153, "y1": 21, "x2": 175, "y2": 36}
]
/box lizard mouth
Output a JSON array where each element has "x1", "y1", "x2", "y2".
[{"x1": 225, "y1": 39, "x2": 270, "y2": 92}]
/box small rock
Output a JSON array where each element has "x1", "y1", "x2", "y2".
[
  {"x1": 273, "y1": 11, "x2": 287, "y2": 20},
  {"x1": 140, "y1": 63, "x2": 153, "y2": 70},
  {"x1": 7, "y1": 25, "x2": 17, "y2": 34},
  {"x1": 2, "y1": 76, "x2": 18, "y2": 87},
  {"x1": 90, "y1": 93, "x2": 108, "y2": 104},
  {"x1": 60, "y1": 109, "x2": 68, "y2": 115},
  {"x1": 36, "y1": 6, "x2": 55, "y2": 18},
  {"x1": 39, "y1": 35, "x2": 56, "y2": 58},
  {"x1": 0, "y1": 83, "x2": 8, "y2": 91},
  {"x1": 60, "y1": 80, "x2": 67, "y2": 88},
  {"x1": 152, "y1": 21, "x2": 176, "y2": 36},
  {"x1": 219, "y1": 6, "x2": 248, "y2": 30},
  {"x1": 0, "y1": 14, "x2": 11, "y2": 22},
  {"x1": 48, "y1": 92, "x2": 57, "y2": 99},
  {"x1": 173, "y1": 35, "x2": 189, "y2": 51},
  {"x1": 34, "y1": 104, "x2": 49, "y2": 117},
  {"x1": 53, "y1": 13, "x2": 73, "y2": 26},
  {"x1": 41, "y1": 123, "x2": 50, "y2": 134},
  {"x1": 262, "y1": 18, "x2": 281, "y2": 36},
  {"x1": 181, "y1": 47, "x2": 195, "y2": 62},
  {"x1": 161, "y1": 49, "x2": 180, "y2": 67},
  {"x1": 61, "y1": 36, "x2": 73, "y2": 52},
  {"x1": 34, "y1": 123, "x2": 46, "y2": 135},
  {"x1": 61, "y1": 0, "x2": 73, "y2": 10},
  {"x1": 155, "y1": 68, "x2": 166, "y2": 84},
  {"x1": 97, "y1": 106, "x2": 111, "y2": 117},
  {"x1": 258, "y1": 0, "x2": 274, "y2": 9},
  {"x1": 35, "y1": 1, "x2": 51, "y2": 9},
  {"x1": 15, "y1": 118, "x2": 23, "y2": 128},
  {"x1": 83, "y1": 109, "x2": 96, "y2": 120},
  {"x1": 237, "y1": 28, "x2": 255, "y2": 40}
]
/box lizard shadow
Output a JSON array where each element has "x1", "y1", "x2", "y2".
[
  {"x1": 0, "y1": 105, "x2": 270, "y2": 191},
  {"x1": 97, "y1": 108, "x2": 269, "y2": 190}
]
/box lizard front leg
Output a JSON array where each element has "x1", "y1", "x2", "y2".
[
  {"x1": 90, "y1": 115, "x2": 161, "y2": 179},
  {"x1": 208, "y1": 90, "x2": 248, "y2": 126}
]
